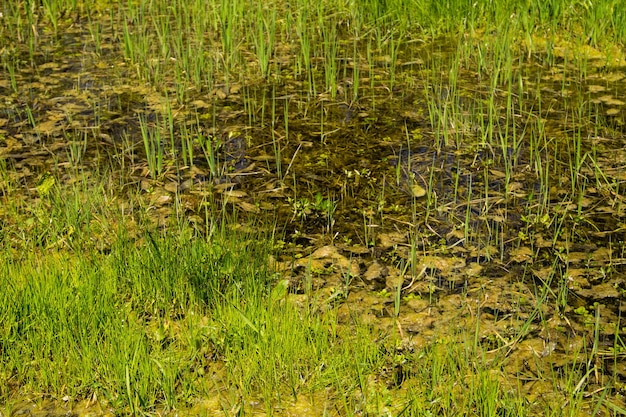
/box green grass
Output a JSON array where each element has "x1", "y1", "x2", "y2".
[{"x1": 0, "y1": 172, "x2": 616, "y2": 416}]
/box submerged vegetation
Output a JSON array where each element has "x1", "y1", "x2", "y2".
[{"x1": 1, "y1": 0, "x2": 626, "y2": 415}]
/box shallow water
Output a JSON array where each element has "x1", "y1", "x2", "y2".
[{"x1": 2, "y1": 3, "x2": 626, "y2": 415}]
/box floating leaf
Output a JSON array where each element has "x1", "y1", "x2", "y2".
[
  {"x1": 238, "y1": 201, "x2": 260, "y2": 213},
  {"x1": 410, "y1": 184, "x2": 426, "y2": 198}
]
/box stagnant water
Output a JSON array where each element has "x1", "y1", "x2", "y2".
[{"x1": 2, "y1": 7, "x2": 626, "y2": 416}]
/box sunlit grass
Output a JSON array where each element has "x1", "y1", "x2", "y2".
[{"x1": 0, "y1": 175, "x2": 566, "y2": 415}]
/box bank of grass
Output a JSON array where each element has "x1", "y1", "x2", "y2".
[{"x1": 0, "y1": 175, "x2": 611, "y2": 416}]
